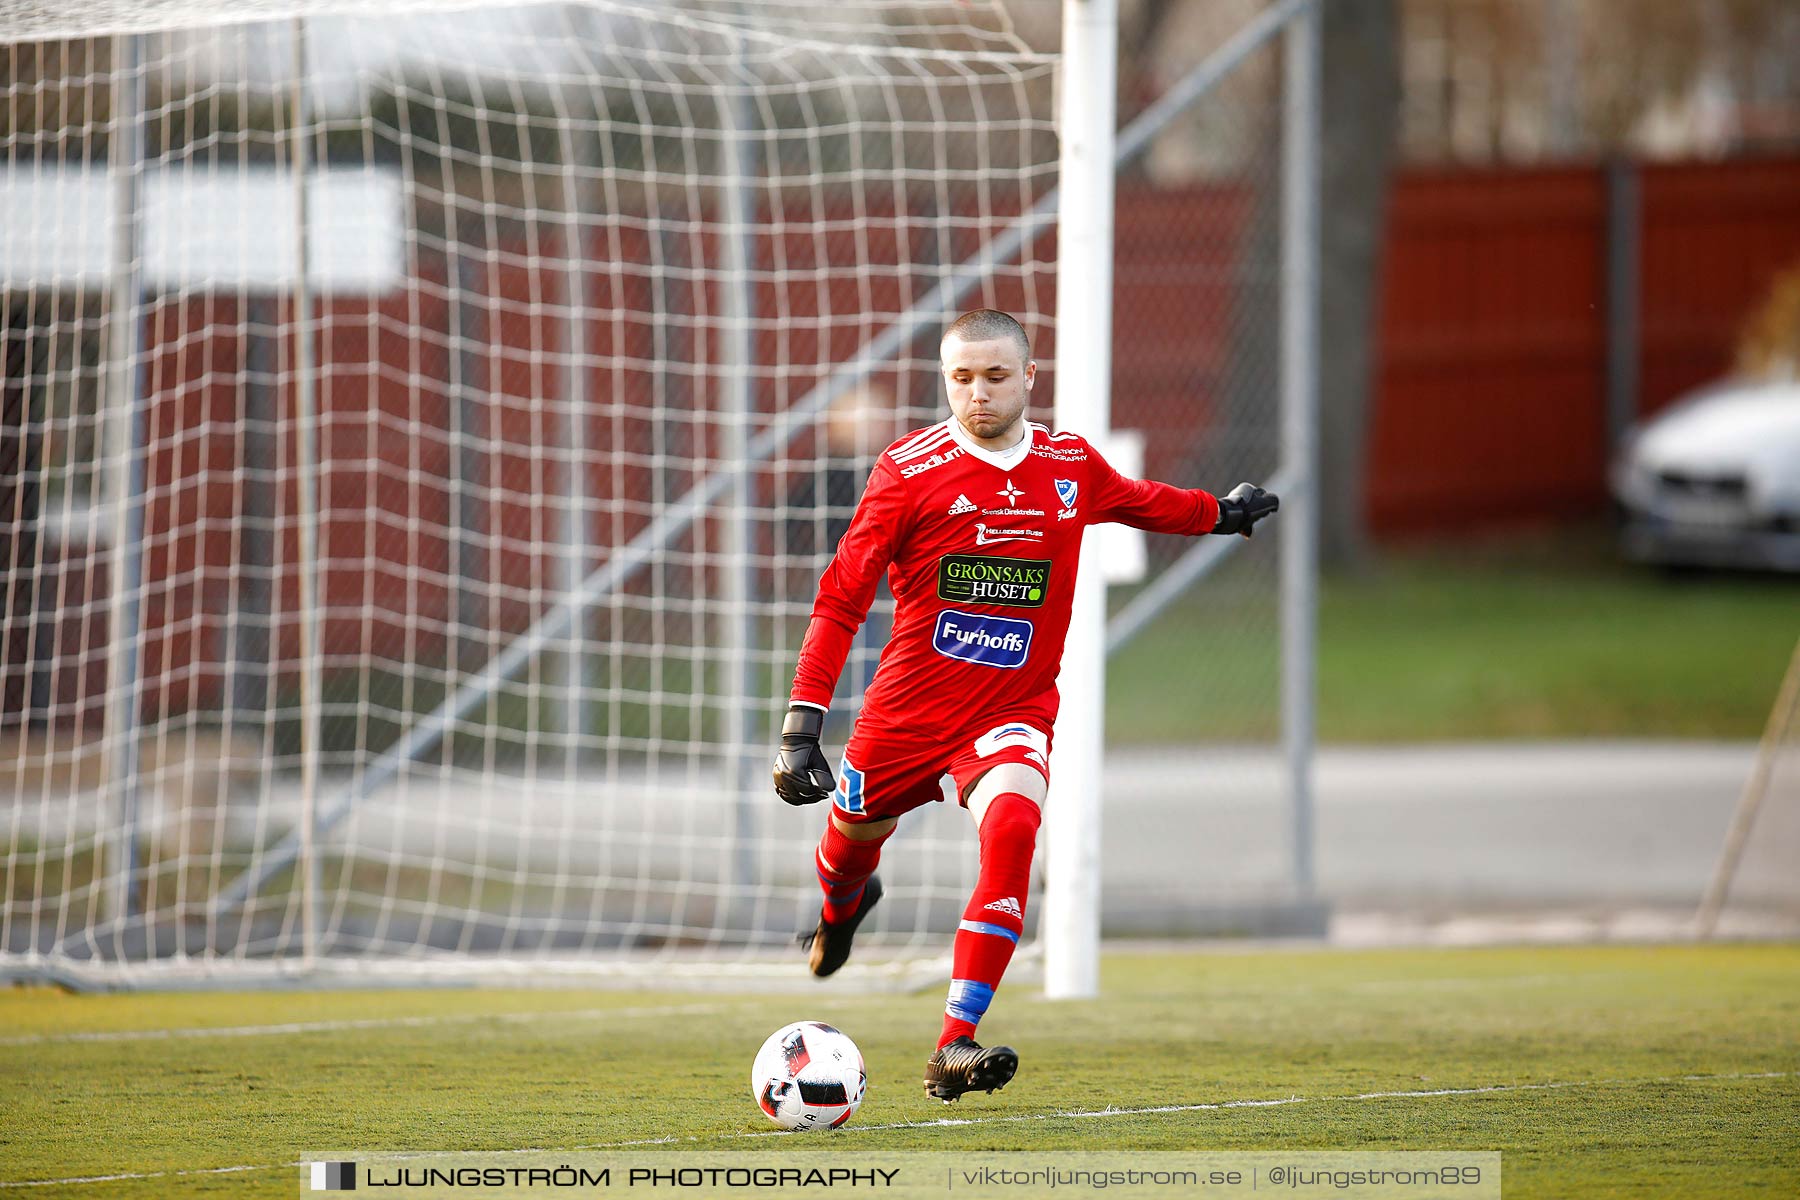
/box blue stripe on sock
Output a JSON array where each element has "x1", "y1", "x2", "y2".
[
  {"x1": 823, "y1": 882, "x2": 865, "y2": 908},
  {"x1": 957, "y1": 919, "x2": 1020, "y2": 944},
  {"x1": 944, "y1": 978, "x2": 995, "y2": 1023},
  {"x1": 816, "y1": 861, "x2": 867, "y2": 899}
]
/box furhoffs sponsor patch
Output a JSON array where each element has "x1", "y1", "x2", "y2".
[{"x1": 932, "y1": 610, "x2": 1033, "y2": 668}]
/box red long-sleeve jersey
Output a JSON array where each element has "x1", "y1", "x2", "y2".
[{"x1": 789, "y1": 418, "x2": 1220, "y2": 741}]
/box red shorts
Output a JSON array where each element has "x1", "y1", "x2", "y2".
[{"x1": 830, "y1": 720, "x2": 1052, "y2": 824}]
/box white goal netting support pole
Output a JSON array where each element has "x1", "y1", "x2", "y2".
[
  {"x1": 718, "y1": 31, "x2": 763, "y2": 932},
  {"x1": 100, "y1": 32, "x2": 148, "y2": 932},
  {"x1": 1281, "y1": 1, "x2": 1321, "y2": 906},
  {"x1": 287, "y1": 16, "x2": 324, "y2": 970},
  {"x1": 1044, "y1": 0, "x2": 1118, "y2": 1002},
  {"x1": 552, "y1": 110, "x2": 593, "y2": 762}
]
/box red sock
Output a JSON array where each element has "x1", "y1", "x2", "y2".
[
  {"x1": 816, "y1": 820, "x2": 890, "y2": 925},
  {"x1": 940, "y1": 792, "x2": 1040, "y2": 1048}
]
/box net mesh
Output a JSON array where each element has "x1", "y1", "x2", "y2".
[{"x1": 1, "y1": 0, "x2": 1299, "y2": 985}]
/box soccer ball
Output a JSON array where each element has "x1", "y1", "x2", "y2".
[{"x1": 750, "y1": 1021, "x2": 867, "y2": 1130}]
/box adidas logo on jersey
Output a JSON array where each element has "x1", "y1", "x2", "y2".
[
  {"x1": 983, "y1": 896, "x2": 1023, "y2": 919},
  {"x1": 948, "y1": 494, "x2": 976, "y2": 515}
]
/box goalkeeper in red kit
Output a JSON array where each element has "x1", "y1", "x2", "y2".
[{"x1": 772, "y1": 309, "x2": 1279, "y2": 1102}]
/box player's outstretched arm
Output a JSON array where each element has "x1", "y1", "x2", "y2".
[
  {"x1": 773, "y1": 705, "x2": 835, "y2": 805},
  {"x1": 1212, "y1": 482, "x2": 1280, "y2": 538}
]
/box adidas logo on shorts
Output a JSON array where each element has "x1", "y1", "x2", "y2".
[
  {"x1": 948, "y1": 493, "x2": 976, "y2": 515},
  {"x1": 983, "y1": 896, "x2": 1022, "y2": 919}
]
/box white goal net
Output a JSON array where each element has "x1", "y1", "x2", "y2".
[
  {"x1": 2, "y1": 0, "x2": 1312, "y2": 988},
  {"x1": 1, "y1": 0, "x2": 1061, "y2": 987}
]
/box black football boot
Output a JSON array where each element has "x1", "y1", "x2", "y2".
[
  {"x1": 798, "y1": 876, "x2": 883, "y2": 977},
  {"x1": 923, "y1": 1036, "x2": 1018, "y2": 1102}
]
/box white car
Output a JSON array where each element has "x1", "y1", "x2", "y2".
[{"x1": 1611, "y1": 379, "x2": 1800, "y2": 571}]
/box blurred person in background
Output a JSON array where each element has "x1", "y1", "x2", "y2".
[{"x1": 784, "y1": 388, "x2": 900, "y2": 743}]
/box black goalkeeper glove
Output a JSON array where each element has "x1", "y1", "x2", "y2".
[
  {"x1": 1213, "y1": 482, "x2": 1280, "y2": 538},
  {"x1": 772, "y1": 705, "x2": 835, "y2": 806}
]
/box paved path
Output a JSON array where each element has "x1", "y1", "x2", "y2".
[
  {"x1": 9, "y1": 741, "x2": 1785, "y2": 944},
  {"x1": 1102, "y1": 742, "x2": 1790, "y2": 938}
]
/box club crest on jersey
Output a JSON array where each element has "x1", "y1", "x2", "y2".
[
  {"x1": 932, "y1": 610, "x2": 1033, "y2": 669},
  {"x1": 1055, "y1": 479, "x2": 1078, "y2": 509}
]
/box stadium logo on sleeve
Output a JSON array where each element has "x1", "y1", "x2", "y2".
[
  {"x1": 899, "y1": 448, "x2": 962, "y2": 478},
  {"x1": 932, "y1": 611, "x2": 1033, "y2": 669},
  {"x1": 937, "y1": 554, "x2": 1049, "y2": 608}
]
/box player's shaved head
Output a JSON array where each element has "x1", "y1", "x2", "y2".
[
  {"x1": 939, "y1": 309, "x2": 1035, "y2": 450},
  {"x1": 942, "y1": 309, "x2": 1031, "y2": 366}
]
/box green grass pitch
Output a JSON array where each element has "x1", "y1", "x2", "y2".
[{"x1": 4, "y1": 944, "x2": 1796, "y2": 1198}]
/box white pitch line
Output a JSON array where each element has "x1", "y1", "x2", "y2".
[
  {"x1": 0, "y1": 1003, "x2": 727, "y2": 1047},
  {"x1": 2, "y1": 1070, "x2": 1791, "y2": 1190}
]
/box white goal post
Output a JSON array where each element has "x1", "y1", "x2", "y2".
[{"x1": 0, "y1": 0, "x2": 1319, "y2": 989}]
